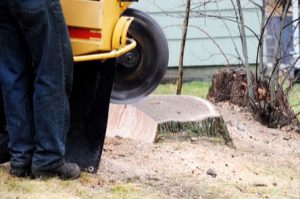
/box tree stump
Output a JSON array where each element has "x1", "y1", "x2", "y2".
[
  {"x1": 207, "y1": 68, "x2": 253, "y2": 107},
  {"x1": 107, "y1": 95, "x2": 232, "y2": 145},
  {"x1": 207, "y1": 68, "x2": 299, "y2": 128}
]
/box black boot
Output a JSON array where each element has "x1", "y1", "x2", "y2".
[
  {"x1": 32, "y1": 162, "x2": 80, "y2": 180},
  {"x1": 0, "y1": 130, "x2": 10, "y2": 164},
  {"x1": 10, "y1": 165, "x2": 31, "y2": 178}
]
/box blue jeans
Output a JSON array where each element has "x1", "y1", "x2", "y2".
[{"x1": 0, "y1": 0, "x2": 73, "y2": 170}]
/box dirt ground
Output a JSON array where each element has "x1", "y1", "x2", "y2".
[
  {"x1": 99, "y1": 102, "x2": 300, "y2": 199},
  {"x1": 1, "y1": 102, "x2": 300, "y2": 199}
]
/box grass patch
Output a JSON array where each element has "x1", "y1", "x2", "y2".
[
  {"x1": 153, "y1": 81, "x2": 210, "y2": 98},
  {"x1": 289, "y1": 84, "x2": 300, "y2": 117}
]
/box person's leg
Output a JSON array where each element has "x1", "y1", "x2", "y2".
[
  {"x1": 9, "y1": 0, "x2": 76, "y2": 177},
  {"x1": 0, "y1": 1, "x2": 35, "y2": 176}
]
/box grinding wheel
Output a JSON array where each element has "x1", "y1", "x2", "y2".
[{"x1": 111, "y1": 8, "x2": 169, "y2": 104}]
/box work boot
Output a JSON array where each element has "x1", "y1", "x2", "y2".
[
  {"x1": 10, "y1": 165, "x2": 31, "y2": 178},
  {"x1": 0, "y1": 130, "x2": 10, "y2": 164},
  {"x1": 32, "y1": 163, "x2": 81, "y2": 180},
  {"x1": 0, "y1": 153, "x2": 10, "y2": 164},
  {"x1": 0, "y1": 146, "x2": 10, "y2": 164}
]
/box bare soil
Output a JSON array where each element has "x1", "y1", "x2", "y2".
[{"x1": 99, "y1": 102, "x2": 300, "y2": 199}]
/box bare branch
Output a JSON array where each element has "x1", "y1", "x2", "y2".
[
  {"x1": 190, "y1": 25, "x2": 231, "y2": 66},
  {"x1": 270, "y1": 0, "x2": 291, "y2": 106},
  {"x1": 234, "y1": 0, "x2": 255, "y2": 105}
]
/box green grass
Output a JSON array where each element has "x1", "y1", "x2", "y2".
[
  {"x1": 154, "y1": 81, "x2": 300, "y2": 118},
  {"x1": 153, "y1": 81, "x2": 211, "y2": 98},
  {"x1": 289, "y1": 84, "x2": 300, "y2": 115}
]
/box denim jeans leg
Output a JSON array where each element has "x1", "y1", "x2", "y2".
[
  {"x1": 9, "y1": 0, "x2": 73, "y2": 170},
  {"x1": 0, "y1": 1, "x2": 35, "y2": 167}
]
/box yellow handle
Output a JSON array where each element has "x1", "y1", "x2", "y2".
[{"x1": 73, "y1": 38, "x2": 137, "y2": 62}]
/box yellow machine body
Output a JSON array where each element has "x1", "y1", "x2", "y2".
[{"x1": 60, "y1": 0, "x2": 136, "y2": 62}]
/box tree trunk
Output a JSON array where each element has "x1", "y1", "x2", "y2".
[{"x1": 176, "y1": 0, "x2": 191, "y2": 95}]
